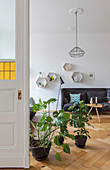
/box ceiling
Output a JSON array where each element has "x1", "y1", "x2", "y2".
[{"x1": 30, "y1": 0, "x2": 110, "y2": 34}]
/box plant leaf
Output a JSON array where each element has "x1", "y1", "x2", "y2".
[
  {"x1": 40, "y1": 115, "x2": 46, "y2": 122},
  {"x1": 63, "y1": 144, "x2": 70, "y2": 154},
  {"x1": 37, "y1": 122, "x2": 43, "y2": 127},
  {"x1": 54, "y1": 135, "x2": 60, "y2": 146},
  {"x1": 40, "y1": 124, "x2": 47, "y2": 131},
  {"x1": 57, "y1": 112, "x2": 70, "y2": 124},
  {"x1": 46, "y1": 116, "x2": 53, "y2": 122},
  {"x1": 65, "y1": 133, "x2": 75, "y2": 140},
  {"x1": 47, "y1": 98, "x2": 56, "y2": 105},
  {"x1": 55, "y1": 152, "x2": 61, "y2": 161},
  {"x1": 53, "y1": 111, "x2": 59, "y2": 118},
  {"x1": 39, "y1": 98, "x2": 42, "y2": 105}
]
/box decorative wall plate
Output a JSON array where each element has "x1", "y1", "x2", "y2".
[
  {"x1": 47, "y1": 72, "x2": 57, "y2": 81},
  {"x1": 63, "y1": 63, "x2": 72, "y2": 71},
  {"x1": 71, "y1": 72, "x2": 83, "y2": 83},
  {"x1": 36, "y1": 77, "x2": 47, "y2": 88},
  {"x1": 89, "y1": 72, "x2": 95, "y2": 80}
]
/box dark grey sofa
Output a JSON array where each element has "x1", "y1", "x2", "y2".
[{"x1": 61, "y1": 88, "x2": 110, "y2": 112}]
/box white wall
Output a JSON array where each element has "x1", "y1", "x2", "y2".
[{"x1": 30, "y1": 32, "x2": 110, "y2": 109}]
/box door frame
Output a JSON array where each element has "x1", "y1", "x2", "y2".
[{"x1": 23, "y1": 0, "x2": 30, "y2": 168}]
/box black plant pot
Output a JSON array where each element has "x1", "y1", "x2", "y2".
[
  {"x1": 59, "y1": 135, "x2": 64, "y2": 145},
  {"x1": 30, "y1": 140, "x2": 51, "y2": 161},
  {"x1": 30, "y1": 107, "x2": 36, "y2": 120},
  {"x1": 75, "y1": 135, "x2": 87, "y2": 148}
]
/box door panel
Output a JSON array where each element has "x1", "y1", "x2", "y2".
[
  {"x1": 0, "y1": 123, "x2": 14, "y2": 146},
  {"x1": 0, "y1": 0, "x2": 29, "y2": 168},
  {"x1": 0, "y1": 90, "x2": 14, "y2": 112}
]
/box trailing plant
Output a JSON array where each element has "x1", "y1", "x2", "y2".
[
  {"x1": 68, "y1": 100, "x2": 93, "y2": 138},
  {"x1": 30, "y1": 98, "x2": 74, "y2": 161}
]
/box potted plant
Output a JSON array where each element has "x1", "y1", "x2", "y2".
[
  {"x1": 38, "y1": 82, "x2": 42, "y2": 87},
  {"x1": 30, "y1": 98, "x2": 74, "y2": 161},
  {"x1": 69, "y1": 100, "x2": 93, "y2": 148},
  {"x1": 53, "y1": 109, "x2": 74, "y2": 145}
]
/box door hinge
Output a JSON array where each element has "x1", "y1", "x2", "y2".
[{"x1": 18, "y1": 90, "x2": 22, "y2": 100}]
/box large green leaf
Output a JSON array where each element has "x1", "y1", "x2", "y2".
[
  {"x1": 31, "y1": 104, "x2": 41, "y2": 112},
  {"x1": 47, "y1": 98, "x2": 56, "y2": 105},
  {"x1": 32, "y1": 102, "x2": 47, "y2": 112},
  {"x1": 79, "y1": 100, "x2": 84, "y2": 104},
  {"x1": 57, "y1": 112, "x2": 70, "y2": 124},
  {"x1": 59, "y1": 109, "x2": 65, "y2": 113},
  {"x1": 46, "y1": 116, "x2": 53, "y2": 122},
  {"x1": 54, "y1": 135, "x2": 60, "y2": 146},
  {"x1": 40, "y1": 115, "x2": 46, "y2": 122},
  {"x1": 79, "y1": 104, "x2": 85, "y2": 108},
  {"x1": 65, "y1": 133, "x2": 75, "y2": 140},
  {"x1": 40, "y1": 124, "x2": 47, "y2": 131},
  {"x1": 37, "y1": 122, "x2": 43, "y2": 127},
  {"x1": 77, "y1": 122, "x2": 85, "y2": 128},
  {"x1": 53, "y1": 111, "x2": 59, "y2": 118},
  {"x1": 68, "y1": 105, "x2": 74, "y2": 111},
  {"x1": 55, "y1": 152, "x2": 61, "y2": 161},
  {"x1": 39, "y1": 98, "x2": 42, "y2": 105},
  {"x1": 63, "y1": 144, "x2": 70, "y2": 154},
  {"x1": 43, "y1": 101, "x2": 48, "y2": 108}
]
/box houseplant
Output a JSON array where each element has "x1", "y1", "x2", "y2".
[
  {"x1": 53, "y1": 109, "x2": 74, "y2": 145},
  {"x1": 69, "y1": 100, "x2": 93, "y2": 148},
  {"x1": 30, "y1": 98, "x2": 74, "y2": 161}
]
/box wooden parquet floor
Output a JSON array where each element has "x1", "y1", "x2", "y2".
[
  {"x1": 29, "y1": 115, "x2": 110, "y2": 170},
  {"x1": 3, "y1": 115, "x2": 110, "y2": 170}
]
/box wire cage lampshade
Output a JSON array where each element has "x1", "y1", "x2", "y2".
[
  {"x1": 69, "y1": 47, "x2": 85, "y2": 58},
  {"x1": 69, "y1": 8, "x2": 85, "y2": 58}
]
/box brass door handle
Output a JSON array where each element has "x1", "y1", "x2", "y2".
[{"x1": 18, "y1": 90, "x2": 22, "y2": 100}]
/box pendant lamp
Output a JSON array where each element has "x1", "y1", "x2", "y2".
[{"x1": 69, "y1": 8, "x2": 85, "y2": 58}]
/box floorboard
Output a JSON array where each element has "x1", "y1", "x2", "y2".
[{"x1": 3, "y1": 115, "x2": 110, "y2": 170}]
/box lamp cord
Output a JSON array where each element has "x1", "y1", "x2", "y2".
[{"x1": 75, "y1": 11, "x2": 78, "y2": 47}]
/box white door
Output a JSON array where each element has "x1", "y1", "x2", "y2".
[{"x1": 0, "y1": 0, "x2": 29, "y2": 168}]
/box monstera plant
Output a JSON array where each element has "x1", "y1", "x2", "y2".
[{"x1": 30, "y1": 98, "x2": 74, "y2": 161}]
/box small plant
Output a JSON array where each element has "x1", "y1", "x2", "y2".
[
  {"x1": 30, "y1": 98, "x2": 74, "y2": 161},
  {"x1": 69, "y1": 100, "x2": 93, "y2": 148},
  {"x1": 38, "y1": 82, "x2": 42, "y2": 86},
  {"x1": 48, "y1": 76, "x2": 54, "y2": 81}
]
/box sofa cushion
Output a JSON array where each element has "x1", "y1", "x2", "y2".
[
  {"x1": 87, "y1": 91, "x2": 107, "y2": 103},
  {"x1": 70, "y1": 94, "x2": 80, "y2": 103},
  {"x1": 63, "y1": 97, "x2": 68, "y2": 104},
  {"x1": 69, "y1": 92, "x2": 86, "y2": 102},
  {"x1": 88, "y1": 96, "x2": 107, "y2": 103},
  {"x1": 107, "y1": 88, "x2": 110, "y2": 102},
  {"x1": 63, "y1": 103, "x2": 74, "y2": 111},
  {"x1": 101, "y1": 102, "x2": 110, "y2": 108},
  {"x1": 80, "y1": 93, "x2": 87, "y2": 102}
]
